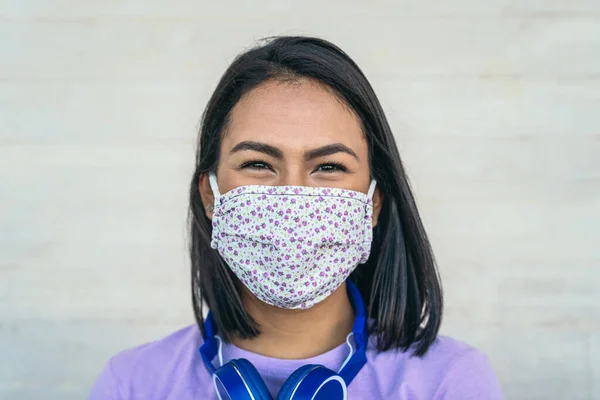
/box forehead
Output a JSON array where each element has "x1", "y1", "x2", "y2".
[{"x1": 223, "y1": 79, "x2": 366, "y2": 151}]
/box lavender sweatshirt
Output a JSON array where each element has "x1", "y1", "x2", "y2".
[{"x1": 89, "y1": 325, "x2": 503, "y2": 399}]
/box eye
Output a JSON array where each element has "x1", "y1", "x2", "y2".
[
  {"x1": 314, "y1": 162, "x2": 348, "y2": 173},
  {"x1": 240, "y1": 160, "x2": 273, "y2": 171}
]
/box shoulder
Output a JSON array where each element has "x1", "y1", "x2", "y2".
[
  {"x1": 424, "y1": 336, "x2": 503, "y2": 399},
  {"x1": 363, "y1": 335, "x2": 503, "y2": 399},
  {"x1": 109, "y1": 324, "x2": 202, "y2": 373},
  {"x1": 88, "y1": 325, "x2": 209, "y2": 400}
]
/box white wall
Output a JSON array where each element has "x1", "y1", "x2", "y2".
[{"x1": 1, "y1": 1, "x2": 599, "y2": 399}]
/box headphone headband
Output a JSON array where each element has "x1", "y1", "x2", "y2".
[{"x1": 200, "y1": 279, "x2": 368, "y2": 385}]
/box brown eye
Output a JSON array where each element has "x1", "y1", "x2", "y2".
[
  {"x1": 315, "y1": 163, "x2": 347, "y2": 173},
  {"x1": 240, "y1": 160, "x2": 273, "y2": 171}
]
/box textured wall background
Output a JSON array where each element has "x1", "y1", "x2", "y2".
[{"x1": 1, "y1": 1, "x2": 599, "y2": 399}]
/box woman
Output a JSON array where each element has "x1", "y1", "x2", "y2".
[{"x1": 89, "y1": 36, "x2": 503, "y2": 399}]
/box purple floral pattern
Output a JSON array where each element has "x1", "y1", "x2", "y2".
[{"x1": 210, "y1": 184, "x2": 374, "y2": 309}]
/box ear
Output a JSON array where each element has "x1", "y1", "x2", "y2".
[
  {"x1": 198, "y1": 174, "x2": 216, "y2": 220},
  {"x1": 371, "y1": 186, "x2": 383, "y2": 228}
]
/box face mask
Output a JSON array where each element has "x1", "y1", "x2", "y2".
[{"x1": 209, "y1": 174, "x2": 376, "y2": 309}]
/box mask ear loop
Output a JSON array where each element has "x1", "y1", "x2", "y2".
[
  {"x1": 209, "y1": 173, "x2": 221, "y2": 198},
  {"x1": 367, "y1": 180, "x2": 377, "y2": 200}
]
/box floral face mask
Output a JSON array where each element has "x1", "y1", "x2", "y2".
[{"x1": 209, "y1": 174, "x2": 376, "y2": 309}]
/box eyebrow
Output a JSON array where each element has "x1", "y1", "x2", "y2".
[
  {"x1": 305, "y1": 143, "x2": 359, "y2": 162},
  {"x1": 230, "y1": 141, "x2": 359, "y2": 162},
  {"x1": 230, "y1": 141, "x2": 284, "y2": 159}
]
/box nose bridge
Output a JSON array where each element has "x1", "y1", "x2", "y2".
[
  {"x1": 277, "y1": 153, "x2": 309, "y2": 187},
  {"x1": 279, "y1": 167, "x2": 307, "y2": 187}
]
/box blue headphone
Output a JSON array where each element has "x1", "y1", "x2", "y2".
[{"x1": 199, "y1": 280, "x2": 368, "y2": 400}]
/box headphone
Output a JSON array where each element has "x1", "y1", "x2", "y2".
[{"x1": 199, "y1": 280, "x2": 368, "y2": 400}]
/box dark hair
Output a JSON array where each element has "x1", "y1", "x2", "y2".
[{"x1": 189, "y1": 36, "x2": 442, "y2": 356}]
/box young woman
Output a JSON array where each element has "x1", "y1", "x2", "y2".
[{"x1": 89, "y1": 36, "x2": 503, "y2": 399}]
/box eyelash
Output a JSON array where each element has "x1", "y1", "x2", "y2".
[
  {"x1": 315, "y1": 162, "x2": 348, "y2": 173},
  {"x1": 239, "y1": 160, "x2": 348, "y2": 173},
  {"x1": 240, "y1": 160, "x2": 272, "y2": 171}
]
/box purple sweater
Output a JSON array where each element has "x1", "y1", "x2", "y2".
[{"x1": 88, "y1": 325, "x2": 503, "y2": 399}]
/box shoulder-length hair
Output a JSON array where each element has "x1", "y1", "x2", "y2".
[{"x1": 189, "y1": 36, "x2": 442, "y2": 356}]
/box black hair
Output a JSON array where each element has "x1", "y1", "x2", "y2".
[{"x1": 188, "y1": 36, "x2": 442, "y2": 356}]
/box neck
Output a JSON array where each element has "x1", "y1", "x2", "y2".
[{"x1": 232, "y1": 282, "x2": 355, "y2": 359}]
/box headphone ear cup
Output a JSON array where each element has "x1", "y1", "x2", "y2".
[
  {"x1": 229, "y1": 359, "x2": 273, "y2": 400},
  {"x1": 277, "y1": 365, "x2": 346, "y2": 400},
  {"x1": 277, "y1": 365, "x2": 320, "y2": 400}
]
